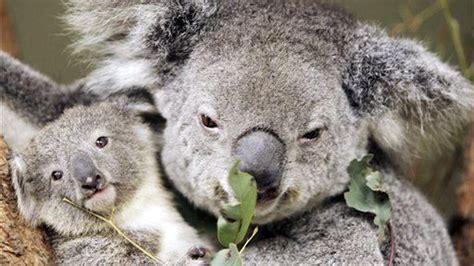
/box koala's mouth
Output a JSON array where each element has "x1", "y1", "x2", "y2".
[
  {"x1": 215, "y1": 183, "x2": 281, "y2": 208},
  {"x1": 257, "y1": 187, "x2": 280, "y2": 204},
  {"x1": 85, "y1": 185, "x2": 109, "y2": 200},
  {"x1": 82, "y1": 185, "x2": 117, "y2": 212}
]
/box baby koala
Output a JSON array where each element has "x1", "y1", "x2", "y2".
[{"x1": 10, "y1": 99, "x2": 210, "y2": 265}]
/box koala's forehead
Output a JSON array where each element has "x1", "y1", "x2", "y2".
[
  {"x1": 174, "y1": 11, "x2": 350, "y2": 122},
  {"x1": 204, "y1": 2, "x2": 350, "y2": 60},
  {"x1": 179, "y1": 43, "x2": 346, "y2": 126}
]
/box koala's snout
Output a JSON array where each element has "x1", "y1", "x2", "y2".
[
  {"x1": 234, "y1": 130, "x2": 285, "y2": 197},
  {"x1": 72, "y1": 154, "x2": 106, "y2": 191}
]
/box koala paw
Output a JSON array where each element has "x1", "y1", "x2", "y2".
[{"x1": 183, "y1": 246, "x2": 212, "y2": 265}]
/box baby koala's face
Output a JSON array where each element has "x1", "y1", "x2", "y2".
[{"x1": 11, "y1": 101, "x2": 155, "y2": 233}]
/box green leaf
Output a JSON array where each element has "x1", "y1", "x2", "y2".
[
  {"x1": 210, "y1": 249, "x2": 231, "y2": 266},
  {"x1": 228, "y1": 161, "x2": 257, "y2": 243},
  {"x1": 344, "y1": 155, "x2": 392, "y2": 240},
  {"x1": 210, "y1": 244, "x2": 242, "y2": 266},
  {"x1": 217, "y1": 161, "x2": 257, "y2": 247},
  {"x1": 217, "y1": 214, "x2": 240, "y2": 247},
  {"x1": 222, "y1": 203, "x2": 242, "y2": 220}
]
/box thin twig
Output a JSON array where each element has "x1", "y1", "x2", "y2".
[
  {"x1": 62, "y1": 197, "x2": 163, "y2": 264},
  {"x1": 239, "y1": 227, "x2": 259, "y2": 255},
  {"x1": 439, "y1": 0, "x2": 469, "y2": 79},
  {"x1": 387, "y1": 222, "x2": 395, "y2": 266},
  {"x1": 468, "y1": 63, "x2": 474, "y2": 79},
  {"x1": 391, "y1": 1, "x2": 442, "y2": 35}
]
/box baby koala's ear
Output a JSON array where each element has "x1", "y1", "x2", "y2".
[
  {"x1": 109, "y1": 87, "x2": 167, "y2": 132},
  {"x1": 110, "y1": 87, "x2": 159, "y2": 114},
  {"x1": 10, "y1": 155, "x2": 39, "y2": 226}
]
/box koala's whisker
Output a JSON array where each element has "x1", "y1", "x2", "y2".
[{"x1": 62, "y1": 197, "x2": 164, "y2": 265}]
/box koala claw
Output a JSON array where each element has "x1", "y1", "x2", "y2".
[{"x1": 185, "y1": 246, "x2": 212, "y2": 265}]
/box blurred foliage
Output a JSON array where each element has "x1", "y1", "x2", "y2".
[
  {"x1": 392, "y1": 0, "x2": 472, "y2": 80},
  {"x1": 5, "y1": 0, "x2": 473, "y2": 83}
]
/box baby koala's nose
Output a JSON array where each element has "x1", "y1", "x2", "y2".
[
  {"x1": 72, "y1": 153, "x2": 105, "y2": 191},
  {"x1": 234, "y1": 129, "x2": 285, "y2": 194},
  {"x1": 81, "y1": 173, "x2": 104, "y2": 191}
]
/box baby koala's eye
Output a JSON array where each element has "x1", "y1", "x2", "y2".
[
  {"x1": 51, "y1": 170, "x2": 63, "y2": 181},
  {"x1": 95, "y1": 136, "x2": 109, "y2": 148},
  {"x1": 299, "y1": 127, "x2": 326, "y2": 144},
  {"x1": 200, "y1": 114, "x2": 218, "y2": 129}
]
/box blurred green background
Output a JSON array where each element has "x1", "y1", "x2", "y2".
[
  {"x1": 4, "y1": 0, "x2": 474, "y2": 218},
  {"x1": 5, "y1": 0, "x2": 473, "y2": 84}
]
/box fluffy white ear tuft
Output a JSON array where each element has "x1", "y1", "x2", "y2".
[
  {"x1": 126, "y1": 102, "x2": 157, "y2": 114},
  {"x1": 10, "y1": 155, "x2": 27, "y2": 177},
  {"x1": 10, "y1": 155, "x2": 39, "y2": 226},
  {"x1": 109, "y1": 91, "x2": 158, "y2": 115},
  {"x1": 85, "y1": 58, "x2": 158, "y2": 96}
]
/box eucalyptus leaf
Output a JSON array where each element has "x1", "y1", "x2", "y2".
[
  {"x1": 344, "y1": 155, "x2": 392, "y2": 240},
  {"x1": 210, "y1": 249, "x2": 231, "y2": 266},
  {"x1": 217, "y1": 161, "x2": 257, "y2": 247},
  {"x1": 228, "y1": 161, "x2": 257, "y2": 243},
  {"x1": 217, "y1": 215, "x2": 240, "y2": 247},
  {"x1": 210, "y1": 244, "x2": 242, "y2": 266},
  {"x1": 222, "y1": 203, "x2": 242, "y2": 220},
  {"x1": 228, "y1": 244, "x2": 242, "y2": 266}
]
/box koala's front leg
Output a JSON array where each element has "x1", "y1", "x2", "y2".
[
  {"x1": 52, "y1": 231, "x2": 161, "y2": 265},
  {"x1": 241, "y1": 202, "x2": 384, "y2": 265},
  {"x1": 52, "y1": 231, "x2": 211, "y2": 265}
]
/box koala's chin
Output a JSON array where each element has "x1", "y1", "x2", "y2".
[
  {"x1": 252, "y1": 194, "x2": 313, "y2": 224},
  {"x1": 252, "y1": 200, "x2": 283, "y2": 224},
  {"x1": 82, "y1": 185, "x2": 117, "y2": 213},
  {"x1": 218, "y1": 183, "x2": 309, "y2": 225}
]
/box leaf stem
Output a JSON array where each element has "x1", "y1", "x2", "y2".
[
  {"x1": 239, "y1": 226, "x2": 259, "y2": 255},
  {"x1": 62, "y1": 197, "x2": 163, "y2": 264}
]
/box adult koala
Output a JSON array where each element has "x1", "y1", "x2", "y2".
[{"x1": 1, "y1": 0, "x2": 473, "y2": 265}]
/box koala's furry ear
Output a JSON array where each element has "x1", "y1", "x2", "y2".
[
  {"x1": 109, "y1": 87, "x2": 158, "y2": 114},
  {"x1": 109, "y1": 89, "x2": 167, "y2": 133},
  {"x1": 64, "y1": 0, "x2": 215, "y2": 60},
  {"x1": 10, "y1": 155, "x2": 39, "y2": 226},
  {"x1": 64, "y1": 0, "x2": 216, "y2": 96},
  {"x1": 343, "y1": 25, "x2": 474, "y2": 171}
]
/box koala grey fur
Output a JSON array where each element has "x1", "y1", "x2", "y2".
[
  {"x1": 0, "y1": 51, "x2": 164, "y2": 151},
  {"x1": 2, "y1": 0, "x2": 473, "y2": 264},
  {"x1": 10, "y1": 100, "x2": 210, "y2": 265},
  {"x1": 0, "y1": 51, "x2": 97, "y2": 151}
]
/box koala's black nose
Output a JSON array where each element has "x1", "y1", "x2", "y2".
[
  {"x1": 234, "y1": 130, "x2": 285, "y2": 192},
  {"x1": 72, "y1": 154, "x2": 105, "y2": 191}
]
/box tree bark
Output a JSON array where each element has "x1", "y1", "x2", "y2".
[
  {"x1": 454, "y1": 121, "x2": 474, "y2": 266},
  {"x1": 0, "y1": 0, "x2": 18, "y2": 57},
  {"x1": 0, "y1": 139, "x2": 55, "y2": 264}
]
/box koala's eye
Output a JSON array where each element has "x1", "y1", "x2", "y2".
[
  {"x1": 95, "y1": 136, "x2": 109, "y2": 148},
  {"x1": 200, "y1": 114, "x2": 218, "y2": 129},
  {"x1": 51, "y1": 170, "x2": 63, "y2": 181},
  {"x1": 299, "y1": 127, "x2": 325, "y2": 143}
]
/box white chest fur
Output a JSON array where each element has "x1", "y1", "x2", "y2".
[{"x1": 113, "y1": 153, "x2": 203, "y2": 262}]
